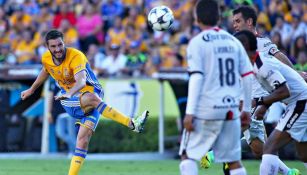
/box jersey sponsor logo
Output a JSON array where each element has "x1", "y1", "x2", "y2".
[
  {"x1": 263, "y1": 41, "x2": 272, "y2": 48},
  {"x1": 202, "y1": 33, "x2": 233, "y2": 42},
  {"x1": 213, "y1": 95, "x2": 239, "y2": 109},
  {"x1": 286, "y1": 113, "x2": 298, "y2": 129}
]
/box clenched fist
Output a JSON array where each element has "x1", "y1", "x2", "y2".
[{"x1": 21, "y1": 88, "x2": 34, "y2": 100}]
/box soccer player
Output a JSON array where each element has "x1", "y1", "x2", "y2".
[
  {"x1": 234, "y1": 30, "x2": 307, "y2": 175},
  {"x1": 178, "y1": 1, "x2": 253, "y2": 175},
  {"x1": 20, "y1": 30, "x2": 149, "y2": 175},
  {"x1": 201, "y1": 5, "x2": 301, "y2": 175}
]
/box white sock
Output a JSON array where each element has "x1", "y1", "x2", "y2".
[
  {"x1": 260, "y1": 154, "x2": 279, "y2": 175},
  {"x1": 304, "y1": 162, "x2": 307, "y2": 169},
  {"x1": 278, "y1": 158, "x2": 290, "y2": 174},
  {"x1": 179, "y1": 159, "x2": 198, "y2": 175},
  {"x1": 230, "y1": 167, "x2": 247, "y2": 175}
]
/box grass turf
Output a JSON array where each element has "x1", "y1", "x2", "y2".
[{"x1": 0, "y1": 159, "x2": 306, "y2": 175}]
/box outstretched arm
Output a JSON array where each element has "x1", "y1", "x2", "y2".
[
  {"x1": 274, "y1": 51, "x2": 294, "y2": 68},
  {"x1": 274, "y1": 51, "x2": 307, "y2": 81},
  {"x1": 21, "y1": 69, "x2": 49, "y2": 100}
]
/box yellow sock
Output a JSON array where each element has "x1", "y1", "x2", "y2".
[
  {"x1": 68, "y1": 148, "x2": 87, "y2": 175},
  {"x1": 97, "y1": 102, "x2": 130, "y2": 127}
]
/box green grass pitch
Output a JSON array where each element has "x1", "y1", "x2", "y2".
[{"x1": 0, "y1": 159, "x2": 305, "y2": 175}]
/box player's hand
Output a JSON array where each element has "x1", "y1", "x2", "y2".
[
  {"x1": 253, "y1": 105, "x2": 268, "y2": 120},
  {"x1": 21, "y1": 88, "x2": 34, "y2": 100},
  {"x1": 54, "y1": 93, "x2": 71, "y2": 100},
  {"x1": 183, "y1": 114, "x2": 194, "y2": 132},
  {"x1": 46, "y1": 112, "x2": 54, "y2": 123},
  {"x1": 240, "y1": 111, "x2": 251, "y2": 131}
]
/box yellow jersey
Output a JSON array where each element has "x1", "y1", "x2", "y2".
[{"x1": 42, "y1": 47, "x2": 102, "y2": 94}]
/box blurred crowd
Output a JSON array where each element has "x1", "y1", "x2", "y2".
[{"x1": 0, "y1": 0, "x2": 306, "y2": 78}]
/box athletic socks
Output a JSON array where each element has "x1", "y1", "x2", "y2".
[
  {"x1": 278, "y1": 158, "x2": 290, "y2": 174},
  {"x1": 68, "y1": 148, "x2": 87, "y2": 175},
  {"x1": 230, "y1": 167, "x2": 247, "y2": 175},
  {"x1": 96, "y1": 102, "x2": 132, "y2": 128},
  {"x1": 179, "y1": 159, "x2": 198, "y2": 175},
  {"x1": 260, "y1": 154, "x2": 279, "y2": 175}
]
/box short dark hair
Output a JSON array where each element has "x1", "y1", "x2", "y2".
[
  {"x1": 233, "y1": 6, "x2": 257, "y2": 27},
  {"x1": 196, "y1": 0, "x2": 219, "y2": 26},
  {"x1": 234, "y1": 30, "x2": 257, "y2": 52},
  {"x1": 45, "y1": 30, "x2": 64, "y2": 45}
]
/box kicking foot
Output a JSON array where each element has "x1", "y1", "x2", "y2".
[
  {"x1": 200, "y1": 151, "x2": 214, "y2": 169},
  {"x1": 288, "y1": 168, "x2": 301, "y2": 175},
  {"x1": 132, "y1": 110, "x2": 149, "y2": 133}
]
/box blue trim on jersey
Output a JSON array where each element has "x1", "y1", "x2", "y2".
[{"x1": 85, "y1": 63, "x2": 103, "y2": 92}]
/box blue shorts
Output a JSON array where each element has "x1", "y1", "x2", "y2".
[{"x1": 60, "y1": 92, "x2": 102, "y2": 131}]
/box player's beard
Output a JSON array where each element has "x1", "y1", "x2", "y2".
[{"x1": 50, "y1": 48, "x2": 66, "y2": 62}]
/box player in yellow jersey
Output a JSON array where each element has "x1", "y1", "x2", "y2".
[{"x1": 20, "y1": 30, "x2": 149, "y2": 175}]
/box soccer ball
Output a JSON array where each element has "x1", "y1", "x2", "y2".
[{"x1": 148, "y1": 6, "x2": 174, "y2": 31}]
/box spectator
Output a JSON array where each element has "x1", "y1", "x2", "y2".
[
  {"x1": 271, "y1": 31, "x2": 287, "y2": 54},
  {"x1": 76, "y1": 3, "x2": 103, "y2": 52},
  {"x1": 124, "y1": 24, "x2": 147, "y2": 53},
  {"x1": 144, "y1": 46, "x2": 161, "y2": 76},
  {"x1": 123, "y1": 41, "x2": 148, "y2": 77},
  {"x1": 14, "y1": 29, "x2": 38, "y2": 65},
  {"x1": 52, "y1": 2, "x2": 76, "y2": 28},
  {"x1": 86, "y1": 43, "x2": 105, "y2": 75},
  {"x1": 105, "y1": 16, "x2": 126, "y2": 48},
  {"x1": 294, "y1": 50, "x2": 307, "y2": 71},
  {"x1": 96, "y1": 43, "x2": 127, "y2": 77},
  {"x1": 287, "y1": 15, "x2": 307, "y2": 45},
  {"x1": 270, "y1": 15, "x2": 292, "y2": 47},
  {"x1": 0, "y1": 7, "x2": 9, "y2": 41},
  {"x1": 58, "y1": 19, "x2": 78, "y2": 48},
  {"x1": 100, "y1": 0, "x2": 124, "y2": 31},
  {"x1": 23, "y1": 0, "x2": 40, "y2": 16},
  {"x1": 0, "y1": 43, "x2": 16, "y2": 65},
  {"x1": 122, "y1": 6, "x2": 146, "y2": 31},
  {"x1": 9, "y1": 5, "x2": 32, "y2": 32},
  {"x1": 35, "y1": 3, "x2": 53, "y2": 27},
  {"x1": 290, "y1": 35, "x2": 307, "y2": 61}
]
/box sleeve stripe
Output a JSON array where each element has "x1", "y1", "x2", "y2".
[
  {"x1": 189, "y1": 71, "x2": 203, "y2": 76},
  {"x1": 241, "y1": 71, "x2": 254, "y2": 77}
]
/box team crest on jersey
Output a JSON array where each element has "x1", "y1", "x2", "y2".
[
  {"x1": 75, "y1": 64, "x2": 82, "y2": 70},
  {"x1": 50, "y1": 68, "x2": 54, "y2": 74},
  {"x1": 269, "y1": 47, "x2": 278, "y2": 55},
  {"x1": 64, "y1": 68, "x2": 69, "y2": 77},
  {"x1": 222, "y1": 95, "x2": 235, "y2": 104}
]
